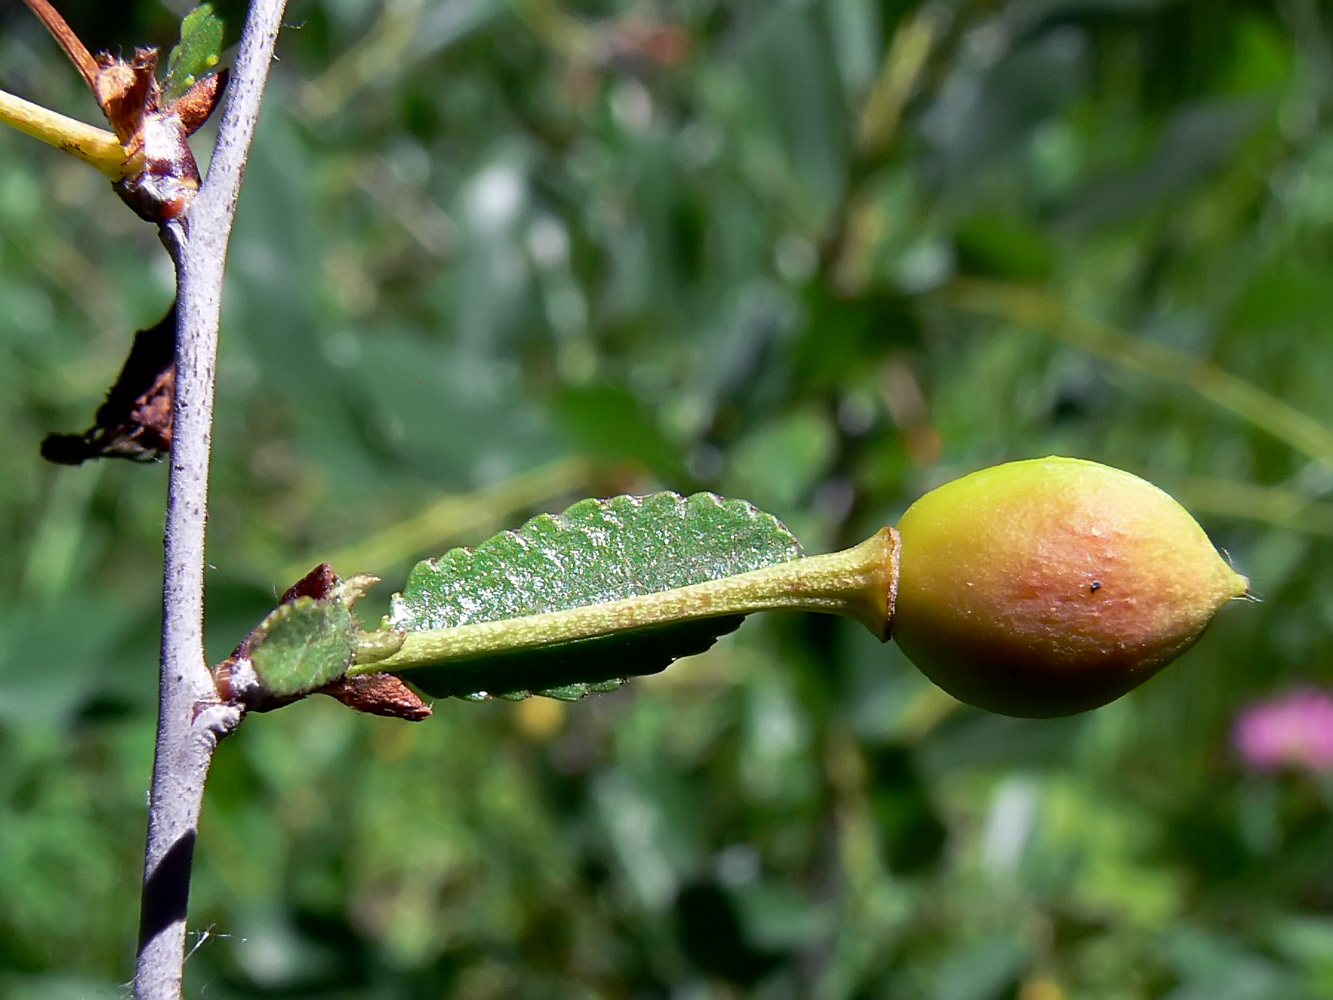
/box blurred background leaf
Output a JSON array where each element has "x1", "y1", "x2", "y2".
[{"x1": 2, "y1": 0, "x2": 1333, "y2": 996}]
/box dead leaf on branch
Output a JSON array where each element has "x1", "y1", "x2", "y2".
[
  {"x1": 19, "y1": 5, "x2": 233, "y2": 460},
  {"x1": 41, "y1": 306, "x2": 176, "y2": 465}
]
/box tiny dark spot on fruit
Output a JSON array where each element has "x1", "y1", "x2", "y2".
[{"x1": 1090, "y1": 581, "x2": 1101, "y2": 593}]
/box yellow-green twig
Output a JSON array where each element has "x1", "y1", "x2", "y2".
[{"x1": 0, "y1": 87, "x2": 129, "y2": 177}]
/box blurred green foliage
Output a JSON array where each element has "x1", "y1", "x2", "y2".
[{"x1": 2, "y1": 0, "x2": 1333, "y2": 997}]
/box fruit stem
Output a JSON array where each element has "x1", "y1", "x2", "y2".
[
  {"x1": 0, "y1": 87, "x2": 129, "y2": 176},
  {"x1": 350, "y1": 526, "x2": 900, "y2": 674}
]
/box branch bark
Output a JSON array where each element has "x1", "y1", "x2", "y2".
[{"x1": 134, "y1": 2, "x2": 289, "y2": 997}]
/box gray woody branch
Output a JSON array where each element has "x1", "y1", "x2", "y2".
[{"x1": 135, "y1": 1, "x2": 289, "y2": 997}]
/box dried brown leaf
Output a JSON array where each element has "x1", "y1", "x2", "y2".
[{"x1": 41, "y1": 307, "x2": 175, "y2": 464}]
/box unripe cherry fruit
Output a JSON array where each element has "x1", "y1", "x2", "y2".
[{"x1": 890, "y1": 457, "x2": 1249, "y2": 717}]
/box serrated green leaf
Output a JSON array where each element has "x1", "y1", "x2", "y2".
[
  {"x1": 248, "y1": 595, "x2": 359, "y2": 698},
  {"x1": 386, "y1": 492, "x2": 803, "y2": 699},
  {"x1": 164, "y1": 4, "x2": 224, "y2": 103}
]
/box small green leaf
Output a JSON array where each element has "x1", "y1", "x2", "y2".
[
  {"x1": 220, "y1": 571, "x2": 379, "y2": 708},
  {"x1": 164, "y1": 4, "x2": 224, "y2": 102},
  {"x1": 385, "y1": 492, "x2": 804, "y2": 699},
  {"x1": 248, "y1": 595, "x2": 359, "y2": 698}
]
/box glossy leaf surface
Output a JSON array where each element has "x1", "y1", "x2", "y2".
[
  {"x1": 386, "y1": 492, "x2": 803, "y2": 698},
  {"x1": 164, "y1": 4, "x2": 224, "y2": 102}
]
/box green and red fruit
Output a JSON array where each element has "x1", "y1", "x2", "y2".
[{"x1": 891, "y1": 457, "x2": 1249, "y2": 717}]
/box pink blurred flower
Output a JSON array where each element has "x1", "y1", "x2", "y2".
[{"x1": 1233, "y1": 688, "x2": 1333, "y2": 773}]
